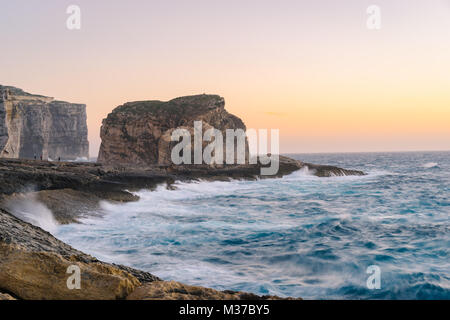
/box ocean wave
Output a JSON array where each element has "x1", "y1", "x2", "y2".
[
  {"x1": 4, "y1": 193, "x2": 58, "y2": 234},
  {"x1": 422, "y1": 162, "x2": 439, "y2": 169}
]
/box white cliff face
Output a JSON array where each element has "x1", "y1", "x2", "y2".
[{"x1": 0, "y1": 85, "x2": 89, "y2": 160}]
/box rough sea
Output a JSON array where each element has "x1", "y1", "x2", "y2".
[{"x1": 56, "y1": 151, "x2": 450, "y2": 299}]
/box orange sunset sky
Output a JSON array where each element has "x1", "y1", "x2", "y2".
[{"x1": 1, "y1": 0, "x2": 449, "y2": 156}]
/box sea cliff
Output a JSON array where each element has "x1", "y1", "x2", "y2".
[{"x1": 0, "y1": 85, "x2": 89, "y2": 160}]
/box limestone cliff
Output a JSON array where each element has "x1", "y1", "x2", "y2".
[
  {"x1": 98, "y1": 94, "x2": 247, "y2": 166},
  {"x1": 0, "y1": 85, "x2": 89, "y2": 160}
]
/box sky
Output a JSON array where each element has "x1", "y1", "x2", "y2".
[{"x1": 1, "y1": 0, "x2": 449, "y2": 156}]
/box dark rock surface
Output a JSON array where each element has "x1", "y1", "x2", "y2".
[
  {"x1": 0, "y1": 156, "x2": 364, "y2": 224},
  {"x1": 302, "y1": 162, "x2": 366, "y2": 177}
]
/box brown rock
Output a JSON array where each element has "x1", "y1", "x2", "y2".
[
  {"x1": 0, "y1": 292, "x2": 16, "y2": 300},
  {"x1": 0, "y1": 243, "x2": 139, "y2": 300},
  {"x1": 98, "y1": 94, "x2": 247, "y2": 166},
  {"x1": 127, "y1": 281, "x2": 293, "y2": 300},
  {"x1": 0, "y1": 208, "x2": 157, "y2": 300}
]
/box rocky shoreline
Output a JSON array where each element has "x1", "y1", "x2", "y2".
[
  {"x1": 0, "y1": 156, "x2": 364, "y2": 223},
  {"x1": 0, "y1": 156, "x2": 364, "y2": 300}
]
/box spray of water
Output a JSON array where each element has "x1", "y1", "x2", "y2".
[{"x1": 4, "y1": 193, "x2": 58, "y2": 234}]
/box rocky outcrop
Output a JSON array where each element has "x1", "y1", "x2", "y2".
[
  {"x1": 0, "y1": 157, "x2": 364, "y2": 223},
  {"x1": 0, "y1": 85, "x2": 89, "y2": 160},
  {"x1": 98, "y1": 94, "x2": 247, "y2": 166},
  {"x1": 0, "y1": 208, "x2": 151, "y2": 299},
  {"x1": 302, "y1": 162, "x2": 366, "y2": 177},
  {"x1": 126, "y1": 281, "x2": 295, "y2": 300},
  {"x1": 0, "y1": 157, "x2": 364, "y2": 222}
]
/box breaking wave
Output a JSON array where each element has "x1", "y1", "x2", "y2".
[
  {"x1": 422, "y1": 162, "x2": 439, "y2": 169},
  {"x1": 4, "y1": 193, "x2": 58, "y2": 234}
]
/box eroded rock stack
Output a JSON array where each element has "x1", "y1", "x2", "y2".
[
  {"x1": 0, "y1": 85, "x2": 89, "y2": 160},
  {"x1": 98, "y1": 94, "x2": 247, "y2": 166}
]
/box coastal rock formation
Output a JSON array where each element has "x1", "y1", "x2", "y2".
[
  {"x1": 0, "y1": 157, "x2": 364, "y2": 223},
  {"x1": 126, "y1": 281, "x2": 294, "y2": 300},
  {"x1": 302, "y1": 162, "x2": 366, "y2": 177},
  {"x1": 0, "y1": 208, "x2": 154, "y2": 299},
  {"x1": 0, "y1": 85, "x2": 89, "y2": 160},
  {"x1": 98, "y1": 94, "x2": 247, "y2": 166}
]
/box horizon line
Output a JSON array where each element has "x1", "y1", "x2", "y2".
[{"x1": 282, "y1": 149, "x2": 450, "y2": 155}]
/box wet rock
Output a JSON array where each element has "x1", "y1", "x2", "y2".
[
  {"x1": 303, "y1": 162, "x2": 365, "y2": 177},
  {"x1": 0, "y1": 156, "x2": 364, "y2": 224},
  {"x1": 127, "y1": 281, "x2": 297, "y2": 300},
  {"x1": 0, "y1": 208, "x2": 157, "y2": 300}
]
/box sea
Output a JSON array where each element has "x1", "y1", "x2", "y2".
[{"x1": 54, "y1": 151, "x2": 449, "y2": 299}]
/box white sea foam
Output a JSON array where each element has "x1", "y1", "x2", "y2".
[
  {"x1": 283, "y1": 167, "x2": 389, "y2": 182},
  {"x1": 422, "y1": 162, "x2": 439, "y2": 169}
]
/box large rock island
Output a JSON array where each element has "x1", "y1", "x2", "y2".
[
  {"x1": 98, "y1": 94, "x2": 246, "y2": 165},
  {"x1": 0, "y1": 85, "x2": 89, "y2": 160}
]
